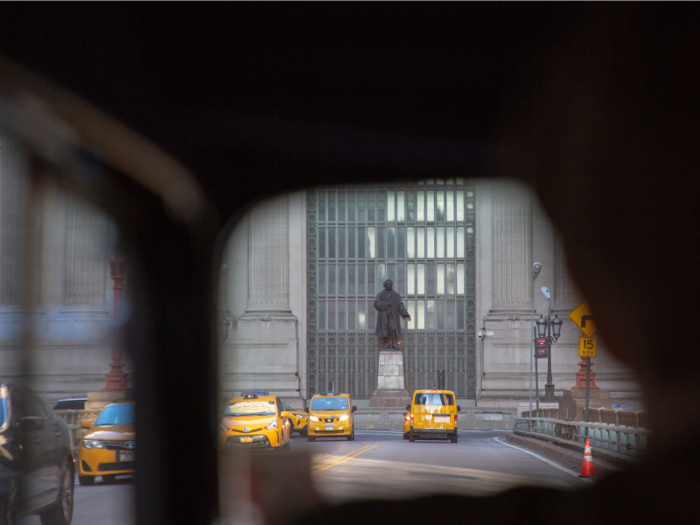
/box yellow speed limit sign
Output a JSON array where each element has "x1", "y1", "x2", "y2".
[{"x1": 578, "y1": 337, "x2": 597, "y2": 358}]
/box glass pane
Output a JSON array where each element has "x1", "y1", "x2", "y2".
[
  {"x1": 407, "y1": 190, "x2": 416, "y2": 221},
  {"x1": 348, "y1": 300, "x2": 355, "y2": 329},
  {"x1": 436, "y1": 191, "x2": 445, "y2": 221},
  {"x1": 377, "y1": 227, "x2": 385, "y2": 259},
  {"x1": 427, "y1": 300, "x2": 436, "y2": 328},
  {"x1": 359, "y1": 264, "x2": 366, "y2": 295},
  {"x1": 319, "y1": 300, "x2": 326, "y2": 329},
  {"x1": 359, "y1": 301, "x2": 366, "y2": 329},
  {"x1": 387, "y1": 191, "x2": 395, "y2": 222},
  {"x1": 457, "y1": 263, "x2": 465, "y2": 294},
  {"x1": 458, "y1": 300, "x2": 465, "y2": 330},
  {"x1": 437, "y1": 227, "x2": 445, "y2": 258},
  {"x1": 417, "y1": 264, "x2": 425, "y2": 295},
  {"x1": 368, "y1": 263, "x2": 375, "y2": 294},
  {"x1": 338, "y1": 300, "x2": 345, "y2": 329},
  {"x1": 368, "y1": 301, "x2": 375, "y2": 330},
  {"x1": 457, "y1": 190, "x2": 465, "y2": 221},
  {"x1": 417, "y1": 227, "x2": 425, "y2": 258},
  {"x1": 437, "y1": 300, "x2": 445, "y2": 329},
  {"x1": 359, "y1": 190, "x2": 367, "y2": 221},
  {"x1": 348, "y1": 263, "x2": 356, "y2": 295},
  {"x1": 319, "y1": 190, "x2": 326, "y2": 221},
  {"x1": 329, "y1": 191, "x2": 336, "y2": 222},
  {"x1": 398, "y1": 263, "x2": 406, "y2": 295},
  {"x1": 436, "y1": 179, "x2": 444, "y2": 185},
  {"x1": 407, "y1": 227, "x2": 415, "y2": 258},
  {"x1": 427, "y1": 227, "x2": 435, "y2": 258},
  {"x1": 447, "y1": 227, "x2": 455, "y2": 258},
  {"x1": 427, "y1": 191, "x2": 435, "y2": 221},
  {"x1": 447, "y1": 300, "x2": 455, "y2": 329},
  {"x1": 446, "y1": 190, "x2": 454, "y2": 221},
  {"x1": 417, "y1": 300, "x2": 425, "y2": 329},
  {"x1": 397, "y1": 191, "x2": 405, "y2": 221},
  {"x1": 446, "y1": 263, "x2": 455, "y2": 295},
  {"x1": 368, "y1": 190, "x2": 376, "y2": 221},
  {"x1": 457, "y1": 227, "x2": 465, "y2": 258},
  {"x1": 348, "y1": 191, "x2": 356, "y2": 222},
  {"x1": 339, "y1": 264, "x2": 346, "y2": 294},
  {"x1": 408, "y1": 301, "x2": 416, "y2": 328},
  {"x1": 328, "y1": 264, "x2": 336, "y2": 295},
  {"x1": 417, "y1": 191, "x2": 425, "y2": 221},
  {"x1": 398, "y1": 227, "x2": 406, "y2": 258},
  {"x1": 338, "y1": 191, "x2": 346, "y2": 222},
  {"x1": 377, "y1": 191, "x2": 387, "y2": 222},
  {"x1": 408, "y1": 264, "x2": 415, "y2": 294},
  {"x1": 427, "y1": 263, "x2": 436, "y2": 295},
  {"x1": 319, "y1": 263, "x2": 326, "y2": 295},
  {"x1": 367, "y1": 227, "x2": 375, "y2": 258},
  {"x1": 387, "y1": 227, "x2": 395, "y2": 259},
  {"x1": 319, "y1": 227, "x2": 326, "y2": 258},
  {"x1": 348, "y1": 227, "x2": 355, "y2": 258},
  {"x1": 328, "y1": 301, "x2": 336, "y2": 329},
  {"x1": 437, "y1": 264, "x2": 445, "y2": 294},
  {"x1": 338, "y1": 227, "x2": 346, "y2": 259},
  {"x1": 377, "y1": 263, "x2": 386, "y2": 288},
  {"x1": 358, "y1": 227, "x2": 366, "y2": 258},
  {"x1": 328, "y1": 227, "x2": 336, "y2": 258}
]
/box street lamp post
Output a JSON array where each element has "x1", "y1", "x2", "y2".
[
  {"x1": 536, "y1": 286, "x2": 562, "y2": 403},
  {"x1": 530, "y1": 262, "x2": 541, "y2": 415},
  {"x1": 102, "y1": 252, "x2": 129, "y2": 391}
]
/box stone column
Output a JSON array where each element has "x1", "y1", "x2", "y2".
[
  {"x1": 244, "y1": 197, "x2": 292, "y2": 315},
  {"x1": 491, "y1": 183, "x2": 532, "y2": 311}
]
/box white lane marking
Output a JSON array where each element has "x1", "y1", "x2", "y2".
[{"x1": 494, "y1": 437, "x2": 592, "y2": 483}]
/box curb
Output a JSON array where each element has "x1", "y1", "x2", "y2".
[{"x1": 505, "y1": 433, "x2": 624, "y2": 479}]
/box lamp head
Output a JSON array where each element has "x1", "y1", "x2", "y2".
[
  {"x1": 536, "y1": 314, "x2": 547, "y2": 337},
  {"x1": 532, "y1": 262, "x2": 542, "y2": 279},
  {"x1": 551, "y1": 315, "x2": 563, "y2": 340},
  {"x1": 540, "y1": 286, "x2": 551, "y2": 300}
]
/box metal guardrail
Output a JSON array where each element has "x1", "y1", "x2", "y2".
[
  {"x1": 513, "y1": 416, "x2": 650, "y2": 461},
  {"x1": 521, "y1": 407, "x2": 648, "y2": 429}
]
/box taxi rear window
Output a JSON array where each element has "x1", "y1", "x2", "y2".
[
  {"x1": 414, "y1": 393, "x2": 454, "y2": 406},
  {"x1": 226, "y1": 401, "x2": 276, "y2": 416}
]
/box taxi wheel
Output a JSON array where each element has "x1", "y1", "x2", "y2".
[
  {"x1": 289, "y1": 420, "x2": 295, "y2": 434},
  {"x1": 300, "y1": 428, "x2": 308, "y2": 437},
  {"x1": 347, "y1": 431, "x2": 354, "y2": 441},
  {"x1": 102, "y1": 475, "x2": 117, "y2": 483},
  {"x1": 78, "y1": 475, "x2": 95, "y2": 486},
  {"x1": 403, "y1": 432, "x2": 409, "y2": 440},
  {"x1": 451, "y1": 434, "x2": 458, "y2": 443},
  {"x1": 307, "y1": 435, "x2": 316, "y2": 442},
  {"x1": 409, "y1": 434, "x2": 416, "y2": 443}
]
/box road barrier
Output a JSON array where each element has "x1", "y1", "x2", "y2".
[{"x1": 513, "y1": 416, "x2": 650, "y2": 462}]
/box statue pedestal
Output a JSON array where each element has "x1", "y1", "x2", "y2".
[{"x1": 370, "y1": 351, "x2": 412, "y2": 408}]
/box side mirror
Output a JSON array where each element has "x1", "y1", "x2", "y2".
[
  {"x1": 405, "y1": 404, "x2": 411, "y2": 411},
  {"x1": 280, "y1": 411, "x2": 289, "y2": 418},
  {"x1": 81, "y1": 419, "x2": 94, "y2": 429},
  {"x1": 457, "y1": 406, "x2": 462, "y2": 412},
  {"x1": 352, "y1": 405, "x2": 357, "y2": 412},
  {"x1": 304, "y1": 406, "x2": 309, "y2": 413},
  {"x1": 20, "y1": 416, "x2": 45, "y2": 432}
]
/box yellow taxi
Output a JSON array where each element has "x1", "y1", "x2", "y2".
[
  {"x1": 219, "y1": 393, "x2": 291, "y2": 451},
  {"x1": 78, "y1": 400, "x2": 135, "y2": 485},
  {"x1": 282, "y1": 402, "x2": 309, "y2": 436},
  {"x1": 305, "y1": 392, "x2": 356, "y2": 441},
  {"x1": 406, "y1": 389, "x2": 461, "y2": 443}
]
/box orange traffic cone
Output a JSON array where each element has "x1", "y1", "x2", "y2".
[{"x1": 579, "y1": 438, "x2": 595, "y2": 477}]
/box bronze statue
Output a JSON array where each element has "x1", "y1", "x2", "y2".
[{"x1": 374, "y1": 279, "x2": 411, "y2": 350}]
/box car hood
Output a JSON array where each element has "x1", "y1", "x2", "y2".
[
  {"x1": 309, "y1": 410, "x2": 350, "y2": 418},
  {"x1": 223, "y1": 415, "x2": 276, "y2": 429},
  {"x1": 85, "y1": 425, "x2": 135, "y2": 440}
]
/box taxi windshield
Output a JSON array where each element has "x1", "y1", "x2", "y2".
[
  {"x1": 95, "y1": 403, "x2": 135, "y2": 426},
  {"x1": 311, "y1": 397, "x2": 349, "y2": 411},
  {"x1": 414, "y1": 393, "x2": 454, "y2": 406},
  {"x1": 226, "y1": 401, "x2": 276, "y2": 416}
]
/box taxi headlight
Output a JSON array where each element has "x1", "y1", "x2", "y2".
[
  {"x1": 294, "y1": 413, "x2": 307, "y2": 419},
  {"x1": 266, "y1": 420, "x2": 279, "y2": 430},
  {"x1": 82, "y1": 439, "x2": 105, "y2": 450},
  {"x1": 309, "y1": 415, "x2": 320, "y2": 422},
  {"x1": 220, "y1": 422, "x2": 228, "y2": 431},
  {"x1": 339, "y1": 414, "x2": 350, "y2": 421}
]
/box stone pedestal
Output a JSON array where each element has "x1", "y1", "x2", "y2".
[
  {"x1": 559, "y1": 389, "x2": 611, "y2": 421},
  {"x1": 370, "y1": 351, "x2": 411, "y2": 408},
  {"x1": 86, "y1": 390, "x2": 133, "y2": 412}
]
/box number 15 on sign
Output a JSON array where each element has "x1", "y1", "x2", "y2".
[{"x1": 578, "y1": 337, "x2": 597, "y2": 358}]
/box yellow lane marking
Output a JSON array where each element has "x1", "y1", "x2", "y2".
[
  {"x1": 312, "y1": 443, "x2": 376, "y2": 464},
  {"x1": 311, "y1": 442, "x2": 382, "y2": 474}
]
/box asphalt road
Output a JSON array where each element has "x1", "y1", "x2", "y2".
[{"x1": 21, "y1": 430, "x2": 589, "y2": 525}]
